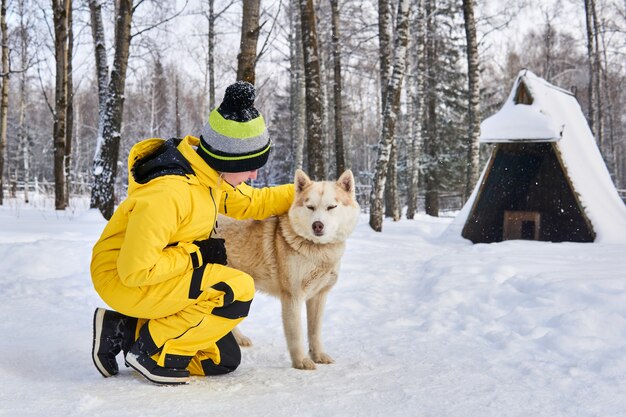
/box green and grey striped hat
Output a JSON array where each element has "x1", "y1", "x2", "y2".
[{"x1": 197, "y1": 81, "x2": 271, "y2": 173}]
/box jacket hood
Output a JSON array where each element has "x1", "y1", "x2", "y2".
[
  {"x1": 127, "y1": 136, "x2": 231, "y2": 195},
  {"x1": 126, "y1": 138, "x2": 194, "y2": 194},
  {"x1": 132, "y1": 138, "x2": 194, "y2": 183}
]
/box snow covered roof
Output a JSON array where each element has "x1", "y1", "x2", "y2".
[
  {"x1": 449, "y1": 69, "x2": 626, "y2": 243},
  {"x1": 479, "y1": 101, "x2": 562, "y2": 142},
  {"x1": 480, "y1": 71, "x2": 569, "y2": 143}
]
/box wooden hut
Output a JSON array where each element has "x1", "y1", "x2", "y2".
[{"x1": 453, "y1": 69, "x2": 626, "y2": 244}]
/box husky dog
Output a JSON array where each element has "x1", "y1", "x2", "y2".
[{"x1": 215, "y1": 169, "x2": 360, "y2": 370}]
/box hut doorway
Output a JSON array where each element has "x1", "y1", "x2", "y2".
[{"x1": 462, "y1": 142, "x2": 595, "y2": 243}]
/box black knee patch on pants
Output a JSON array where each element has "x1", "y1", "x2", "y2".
[
  {"x1": 201, "y1": 332, "x2": 241, "y2": 375},
  {"x1": 211, "y1": 300, "x2": 252, "y2": 320}
]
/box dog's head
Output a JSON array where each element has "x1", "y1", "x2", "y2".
[{"x1": 288, "y1": 169, "x2": 360, "y2": 244}]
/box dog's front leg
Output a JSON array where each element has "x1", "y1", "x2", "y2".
[
  {"x1": 306, "y1": 288, "x2": 334, "y2": 365},
  {"x1": 281, "y1": 295, "x2": 316, "y2": 370}
]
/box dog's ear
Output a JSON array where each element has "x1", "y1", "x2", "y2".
[
  {"x1": 337, "y1": 170, "x2": 355, "y2": 196},
  {"x1": 294, "y1": 169, "x2": 312, "y2": 192}
]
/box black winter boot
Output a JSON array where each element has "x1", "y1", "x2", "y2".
[
  {"x1": 92, "y1": 308, "x2": 138, "y2": 377},
  {"x1": 124, "y1": 322, "x2": 191, "y2": 385}
]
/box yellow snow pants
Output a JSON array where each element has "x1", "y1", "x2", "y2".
[{"x1": 93, "y1": 262, "x2": 254, "y2": 376}]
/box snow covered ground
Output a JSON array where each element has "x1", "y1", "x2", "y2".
[{"x1": 1, "y1": 198, "x2": 626, "y2": 417}]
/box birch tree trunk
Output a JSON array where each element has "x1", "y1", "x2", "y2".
[
  {"x1": 52, "y1": 0, "x2": 70, "y2": 211},
  {"x1": 16, "y1": 0, "x2": 30, "y2": 204},
  {"x1": 299, "y1": 0, "x2": 325, "y2": 180},
  {"x1": 208, "y1": 0, "x2": 215, "y2": 109},
  {"x1": 369, "y1": 0, "x2": 411, "y2": 232},
  {"x1": 90, "y1": 0, "x2": 133, "y2": 220},
  {"x1": 583, "y1": 0, "x2": 595, "y2": 133},
  {"x1": 329, "y1": 0, "x2": 345, "y2": 175},
  {"x1": 290, "y1": 0, "x2": 305, "y2": 173},
  {"x1": 462, "y1": 0, "x2": 480, "y2": 200},
  {"x1": 379, "y1": 0, "x2": 400, "y2": 219},
  {"x1": 378, "y1": 0, "x2": 400, "y2": 220},
  {"x1": 405, "y1": 70, "x2": 418, "y2": 218},
  {"x1": 378, "y1": 0, "x2": 391, "y2": 113},
  {"x1": 64, "y1": 0, "x2": 74, "y2": 206},
  {"x1": 151, "y1": 57, "x2": 167, "y2": 137},
  {"x1": 18, "y1": 6, "x2": 28, "y2": 204},
  {"x1": 0, "y1": 0, "x2": 8, "y2": 205},
  {"x1": 406, "y1": 0, "x2": 426, "y2": 219},
  {"x1": 89, "y1": 0, "x2": 108, "y2": 126},
  {"x1": 237, "y1": 0, "x2": 261, "y2": 84}
]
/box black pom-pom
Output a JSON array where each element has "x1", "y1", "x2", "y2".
[{"x1": 218, "y1": 81, "x2": 260, "y2": 122}]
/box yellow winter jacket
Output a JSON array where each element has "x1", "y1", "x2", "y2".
[{"x1": 91, "y1": 135, "x2": 294, "y2": 290}]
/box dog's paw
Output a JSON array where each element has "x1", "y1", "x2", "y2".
[
  {"x1": 310, "y1": 352, "x2": 334, "y2": 364},
  {"x1": 233, "y1": 330, "x2": 253, "y2": 347},
  {"x1": 236, "y1": 335, "x2": 253, "y2": 347},
  {"x1": 292, "y1": 357, "x2": 317, "y2": 370}
]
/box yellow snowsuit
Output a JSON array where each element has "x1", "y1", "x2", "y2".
[{"x1": 91, "y1": 135, "x2": 294, "y2": 375}]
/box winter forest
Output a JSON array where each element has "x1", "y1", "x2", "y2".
[{"x1": 0, "y1": 0, "x2": 624, "y2": 227}]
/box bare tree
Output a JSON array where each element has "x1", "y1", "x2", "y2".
[
  {"x1": 406, "y1": 0, "x2": 426, "y2": 220},
  {"x1": 289, "y1": 0, "x2": 305, "y2": 173},
  {"x1": 64, "y1": 0, "x2": 73, "y2": 206},
  {"x1": 462, "y1": 0, "x2": 480, "y2": 200},
  {"x1": 174, "y1": 71, "x2": 181, "y2": 138},
  {"x1": 597, "y1": 1, "x2": 620, "y2": 179},
  {"x1": 583, "y1": 0, "x2": 604, "y2": 149},
  {"x1": 369, "y1": 0, "x2": 410, "y2": 232},
  {"x1": 202, "y1": 0, "x2": 236, "y2": 112},
  {"x1": 150, "y1": 55, "x2": 167, "y2": 137},
  {"x1": 207, "y1": 0, "x2": 215, "y2": 109},
  {"x1": 89, "y1": 0, "x2": 108, "y2": 120},
  {"x1": 423, "y1": 0, "x2": 439, "y2": 217},
  {"x1": 379, "y1": 0, "x2": 400, "y2": 221},
  {"x1": 0, "y1": 0, "x2": 8, "y2": 205},
  {"x1": 89, "y1": 0, "x2": 133, "y2": 219},
  {"x1": 89, "y1": 1, "x2": 188, "y2": 219},
  {"x1": 237, "y1": 0, "x2": 261, "y2": 84},
  {"x1": 378, "y1": 0, "x2": 392, "y2": 112},
  {"x1": 17, "y1": 0, "x2": 31, "y2": 204},
  {"x1": 52, "y1": 0, "x2": 70, "y2": 210},
  {"x1": 299, "y1": 0, "x2": 325, "y2": 179},
  {"x1": 329, "y1": 0, "x2": 345, "y2": 175}
]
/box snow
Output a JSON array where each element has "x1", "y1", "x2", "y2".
[
  {"x1": 93, "y1": 165, "x2": 103, "y2": 176},
  {"x1": 479, "y1": 102, "x2": 562, "y2": 142},
  {"x1": 2, "y1": 200, "x2": 626, "y2": 416},
  {"x1": 457, "y1": 69, "x2": 626, "y2": 243}
]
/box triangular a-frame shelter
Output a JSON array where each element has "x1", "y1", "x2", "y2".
[{"x1": 451, "y1": 69, "x2": 626, "y2": 244}]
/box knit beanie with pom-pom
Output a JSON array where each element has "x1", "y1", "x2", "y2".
[{"x1": 197, "y1": 81, "x2": 271, "y2": 173}]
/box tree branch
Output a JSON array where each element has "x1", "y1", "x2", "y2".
[
  {"x1": 131, "y1": 0, "x2": 189, "y2": 39},
  {"x1": 36, "y1": 64, "x2": 55, "y2": 117},
  {"x1": 256, "y1": 0, "x2": 282, "y2": 65}
]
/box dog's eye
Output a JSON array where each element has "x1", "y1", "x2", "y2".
[
  {"x1": 327, "y1": 205, "x2": 337, "y2": 210},
  {"x1": 306, "y1": 205, "x2": 315, "y2": 211}
]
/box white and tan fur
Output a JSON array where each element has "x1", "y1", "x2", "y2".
[{"x1": 215, "y1": 169, "x2": 360, "y2": 370}]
